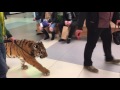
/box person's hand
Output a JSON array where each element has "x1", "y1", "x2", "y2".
[
  {"x1": 75, "y1": 30, "x2": 83, "y2": 40},
  {"x1": 116, "y1": 20, "x2": 120, "y2": 26},
  {"x1": 65, "y1": 21, "x2": 68, "y2": 26},
  {"x1": 48, "y1": 23, "x2": 52, "y2": 27},
  {"x1": 67, "y1": 21, "x2": 72, "y2": 26},
  {"x1": 9, "y1": 37, "x2": 15, "y2": 44}
]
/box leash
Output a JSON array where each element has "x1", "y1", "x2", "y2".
[{"x1": 4, "y1": 40, "x2": 34, "y2": 56}]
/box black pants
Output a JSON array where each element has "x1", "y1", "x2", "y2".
[
  {"x1": 84, "y1": 27, "x2": 114, "y2": 66},
  {"x1": 59, "y1": 21, "x2": 77, "y2": 38}
]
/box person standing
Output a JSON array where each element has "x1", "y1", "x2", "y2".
[
  {"x1": 0, "y1": 12, "x2": 15, "y2": 78},
  {"x1": 33, "y1": 12, "x2": 44, "y2": 35},
  {"x1": 76, "y1": 12, "x2": 120, "y2": 73}
]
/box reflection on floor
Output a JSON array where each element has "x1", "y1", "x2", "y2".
[{"x1": 6, "y1": 12, "x2": 120, "y2": 78}]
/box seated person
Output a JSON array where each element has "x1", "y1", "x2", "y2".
[
  {"x1": 33, "y1": 12, "x2": 44, "y2": 35},
  {"x1": 59, "y1": 12, "x2": 79, "y2": 44},
  {"x1": 39, "y1": 12, "x2": 58, "y2": 40}
]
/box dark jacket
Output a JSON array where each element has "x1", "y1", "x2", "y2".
[
  {"x1": 0, "y1": 26, "x2": 12, "y2": 43},
  {"x1": 62, "y1": 12, "x2": 73, "y2": 21},
  {"x1": 77, "y1": 12, "x2": 120, "y2": 30},
  {"x1": 72, "y1": 12, "x2": 80, "y2": 21}
]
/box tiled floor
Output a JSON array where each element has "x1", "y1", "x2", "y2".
[{"x1": 5, "y1": 12, "x2": 120, "y2": 78}]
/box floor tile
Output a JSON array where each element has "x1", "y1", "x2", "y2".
[
  {"x1": 78, "y1": 68, "x2": 120, "y2": 78},
  {"x1": 41, "y1": 61, "x2": 83, "y2": 78}
]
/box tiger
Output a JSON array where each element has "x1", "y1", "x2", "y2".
[{"x1": 4, "y1": 39, "x2": 50, "y2": 76}]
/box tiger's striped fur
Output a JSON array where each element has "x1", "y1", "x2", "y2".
[{"x1": 4, "y1": 39, "x2": 50, "y2": 76}]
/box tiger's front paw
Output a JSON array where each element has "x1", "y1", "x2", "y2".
[
  {"x1": 21, "y1": 65, "x2": 28, "y2": 70},
  {"x1": 42, "y1": 68, "x2": 50, "y2": 76}
]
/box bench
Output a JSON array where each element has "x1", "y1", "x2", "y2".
[{"x1": 44, "y1": 22, "x2": 118, "y2": 39}]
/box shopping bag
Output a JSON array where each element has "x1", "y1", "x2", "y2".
[{"x1": 61, "y1": 26, "x2": 69, "y2": 40}]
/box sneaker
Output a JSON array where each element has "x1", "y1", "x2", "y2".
[
  {"x1": 67, "y1": 38, "x2": 71, "y2": 44},
  {"x1": 84, "y1": 66, "x2": 99, "y2": 73},
  {"x1": 106, "y1": 59, "x2": 120, "y2": 64}
]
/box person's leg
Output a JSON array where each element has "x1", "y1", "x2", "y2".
[
  {"x1": 100, "y1": 28, "x2": 120, "y2": 64},
  {"x1": 84, "y1": 28, "x2": 102, "y2": 73},
  {"x1": 36, "y1": 20, "x2": 40, "y2": 34},
  {"x1": 100, "y1": 28, "x2": 114, "y2": 60},
  {"x1": 42, "y1": 21, "x2": 50, "y2": 40},
  {"x1": 36, "y1": 19, "x2": 43, "y2": 35},
  {"x1": 49, "y1": 23, "x2": 56, "y2": 40},
  {"x1": 0, "y1": 44, "x2": 8, "y2": 78},
  {"x1": 42, "y1": 28, "x2": 50, "y2": 40},
  {"x1": 67, "y1": 21, "x2": 77, "y2": 44}
]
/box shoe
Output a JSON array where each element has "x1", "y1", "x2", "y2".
[
  {"x1": 59, "y1": 39, "x2": 65, "y2": 42},
  {"x1": 44, "y1": 36, "x2": 49, "y2": 40},
  {"x1": 67, "y1": 38, "x2": 71, "y2": 44},
  {"x1": 51, "y1": 37, "x2": 55, "y2": 40},
  {"x1": 36, "y1": 33, "x2": 42, "y2": 35},
  {"x1": 106, "y1": 59, "x2": 120, "y2": 64},
  {"x1": 84, "y1": 66, "x2": 99, "y2": 73}
]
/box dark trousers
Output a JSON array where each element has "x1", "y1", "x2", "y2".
[
  {"x1": 0, "y1": 43, "x2": 8, "y2": 78},
  {"x1": 84, "y1": 27, "x2": 114, "y2": 66},
  {"x1": 59, "y1": 21, "x2": 77, "y2": 38}
]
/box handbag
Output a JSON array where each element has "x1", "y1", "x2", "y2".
[{"x1": 112, "y1": 25, "x2": 120, "y2": 45}]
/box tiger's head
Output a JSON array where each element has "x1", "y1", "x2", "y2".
[{"x1": 28, "y1": 41, "x2": 48, "y2": 58}]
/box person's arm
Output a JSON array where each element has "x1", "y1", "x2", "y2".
[
  {"x1": 33, "y1": 12, "x2": 36, "y2": 21},
  {"x1": 5, "y1": 27, "x2": 12, "y2": 38},
  {"x1": 5, "y1": 27, "x2": 15, "y2": 43},
  {"x1": 75, "y1": 12, "x2": 87, "y2": 39},
  {"x1": 77, "y1": 12, "x2": 87, "y2": 30}
]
